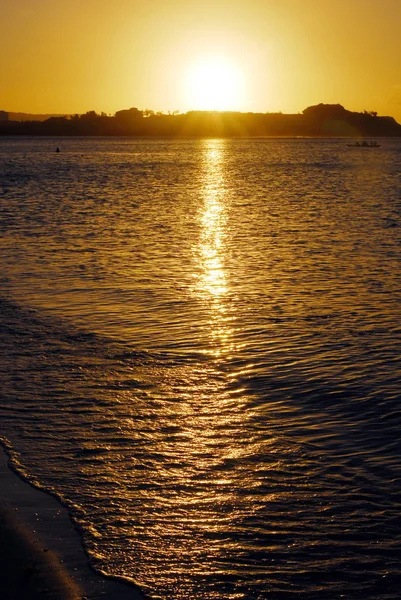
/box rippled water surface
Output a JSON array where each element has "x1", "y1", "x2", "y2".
[{"x1": 1, "y1": 137, "x2": 401, "y2": 599}]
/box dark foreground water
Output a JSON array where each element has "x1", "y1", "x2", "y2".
[{"x1": 1, "y1": 137, "x2": 401, "y2": 599}]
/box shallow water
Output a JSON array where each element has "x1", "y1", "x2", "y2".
[{"x1": 1, "y1": 136, "x2": 401, "y2": 599}]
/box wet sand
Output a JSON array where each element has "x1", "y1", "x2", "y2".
[{"x1": 0, "y1": 447, "x2": 147, "y2": 600}]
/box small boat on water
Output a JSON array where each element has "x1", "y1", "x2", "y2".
[{"x1": 346, "y1": 141, "x2": 381, "y2": 148}]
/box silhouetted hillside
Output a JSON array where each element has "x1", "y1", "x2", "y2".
[
  {"x1": 8, "y1": 112, "x2": 69, "y2": 122},
  {"x1": 1, "y1": 104, "x2": 400, "y2": 137}
]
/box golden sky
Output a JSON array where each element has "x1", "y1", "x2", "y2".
[{"x1": 1, "y1": 0, "x2": 401, "y2": 121}]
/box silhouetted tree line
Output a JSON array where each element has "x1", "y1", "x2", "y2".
[{"x1": 1, "y1": 104, "x2": 401, "y2": 137}]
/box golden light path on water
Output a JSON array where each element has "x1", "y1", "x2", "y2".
[
  {"x1": 125, "y1": 140, "x2": 267, "y2": 597},
  {"x1": 196, "y1": 140, "x2": 235, "y2": 358}
]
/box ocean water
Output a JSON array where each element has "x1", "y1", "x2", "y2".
[{"x1": 1, "y1": 136, "x2": 401, "y2": 599}]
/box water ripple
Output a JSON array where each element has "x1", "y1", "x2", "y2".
[{"x1": 1, "y1": 137, "x2": 401, "y2": 599}]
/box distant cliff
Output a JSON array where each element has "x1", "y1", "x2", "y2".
[
  {"x1": 1, "y1": 104, "x2": 401, "y2": 137},
  {"x1": 299, "y1": 104, "x2": 401, "y2": 137}
]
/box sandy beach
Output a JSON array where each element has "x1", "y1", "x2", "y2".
[{"x1": 0, "y1": 447, "x2": 147, "y2": 600}]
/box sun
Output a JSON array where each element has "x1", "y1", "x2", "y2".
[{"x1": 185, "y1": 57, "x2": 245, "y2": 111}]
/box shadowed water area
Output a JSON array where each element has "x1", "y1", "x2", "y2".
[{"x1": 1, "y1": 137, "x2": 401, "y2": 599}]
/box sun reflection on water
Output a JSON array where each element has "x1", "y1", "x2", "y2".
[{"x1": 195, "y1": 140, "x2": 234, "y2": 357}]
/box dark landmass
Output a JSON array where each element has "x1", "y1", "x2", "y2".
[
  {"x1": 1, "y1": 103, "x2": 401, "y2": 137},
  {"x1": 8, "y1": 112, "x2": 69, "y2": 122}
]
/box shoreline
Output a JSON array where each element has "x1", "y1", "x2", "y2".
[{"x1": 0, "y1": 446, "x2": 147, "y2": 599}]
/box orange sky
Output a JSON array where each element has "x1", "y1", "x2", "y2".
[{"x1": 1, "y1": 0, "x2": 401, "y2": 121}]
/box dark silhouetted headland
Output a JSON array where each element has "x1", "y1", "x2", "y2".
[{"x1": 1, "y1": 103, "x2": 401, "y2": 137}]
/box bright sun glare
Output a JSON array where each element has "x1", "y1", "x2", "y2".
[{"x1": 185, "y1": 57, "x2": 244, "y2": 111}]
